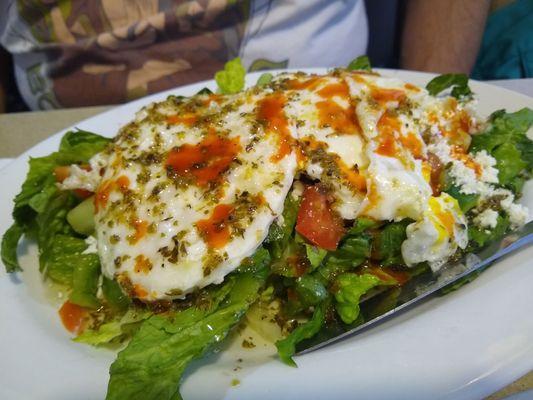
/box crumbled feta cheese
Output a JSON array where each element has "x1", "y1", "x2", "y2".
[
  {"x1": 58, "y1": 152, "x2": 108, "y2": 192},
  {"x1": 82, "y1": 235, "x2": 98, "y2": 254},
  {"x1": 473, "y1": 150, "x2": 499, "y2": 184},
  {"x1": 474, "y1": 209, "x2": 499, "y2": 229},
  {"x1": 507, "y1": 203, "x2": 529, "y2": 228}
]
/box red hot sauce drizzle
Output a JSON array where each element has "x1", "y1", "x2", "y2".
[
  {"x1": 196, "y1": 204, "x2": 235, "y2": 249},
  {"x1": 257, "y1": 94, "x2": 293, "y2": 162},
  {"x1": 166, "y1": 133, "x2": 241, "y2": 186}
]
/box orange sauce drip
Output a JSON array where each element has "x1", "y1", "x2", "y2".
[
  {"x1": 196, "y1": 204, "x2": 234, "y2": 249},
  {"x1": 166, "y1": 113, "x2": 198, "y2": 126},
  {"x1": 116, "y1": 175, "x2": 130, "y2": 192},
  {"x1": 371, "y1": 87, "x2": 406, "y2": 104},
  {"x1": 132, "y1": 219, "x2": 148, "y2": 243},
  {"x1": 257, "y1": 94, "x2": 293, "y2": 162},
  {"x1": 94, "y1": 179, "x2": 113, "y2": 212},
  {"x1": 450, "y1": 145, "x2": 482, "y2": 176},
  {"x1": 376, "y1": 112, "x2": 401, "y2": 157},
  {"x1": 134, "y1": 254, "x2": 152, "y2": 274},
  {"x1": 58, "y1": 301, "x2": 87, "y2": 334},
  {"x1": 287, "y1": 76, "x2": 324, "y2": 90},
  {"x1": 203, "y1": 94, "x2": 222, "y2": 106},
  {"x1": 399, "y1": 132, "x2": 424, "y2": 159},
  {"x1": 317, "y1": 82, "x2": 351, "y2": 99},
  {"x1": 133, "y1": 284, "x2": 149, "y2": 298},
  {"x1": 94, "y1": 175, "x2": 131, "y2": 212},
  {"x1": 339, "y1": 162, "x2": 367, "y2": 191},
  {"x1": 404, "y1": 83, "x2": 420, "y2": 92},
  {"x1": 316, "y1": 101, "x2": 361, "y2": 134},
  {"x1": 166, "y1": 133, "x2": 241, "y2": 186}
]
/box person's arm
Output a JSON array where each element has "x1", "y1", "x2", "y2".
[
  {"x1": 0, "y1": 48, "x2": 8, "y2": 113},
  {"x1": 401, "y1": 0, "x2": 491, "y2": 74}
]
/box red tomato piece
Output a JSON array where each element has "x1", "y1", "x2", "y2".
[{"x1": 295, "y1": 185, "x2": 345, "y2": 251}]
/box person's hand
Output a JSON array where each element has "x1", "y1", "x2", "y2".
[{"x1": 401, "y1": 0, "x2": 491, "y2": 75}]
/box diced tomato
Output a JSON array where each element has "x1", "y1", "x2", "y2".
[
  {"x1": 58, "y1": 300, "x2": 88, "y2": 334},
  {"x1": 53, "y1": 166, "x2": 71, "y2": 183},
  {"x1": 73, "y1": 189, "x2": 93, "y2": 199},
  {"x1": 295, "y1": 185, "x2": 345, "y2": 251}
]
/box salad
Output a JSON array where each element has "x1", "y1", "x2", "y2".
[{"x1": 2, "y1": 57, "x2": 532, "y2": 399}]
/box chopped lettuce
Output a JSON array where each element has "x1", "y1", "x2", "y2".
[
  {"x1": 471, "y1": 108, "x2": 533, "y2": 192},
  {"x1": 1, "y1": 224, "x2": 23, "y2": 272},
  {"x1": 316, "y1": 235, "x2": 371, "y2": 283},
  {"x1": 1, "y1": 130, "x2": 110, "y2": 275},
  {"x1": 75, "y1": 307, "x2": 153, "y2": 346},
  {"x1": 294, "y1": 275, "x2": 328, "y2": 307},
  {"x1": 106, "y1": 248, "x2": 270, "y2": 400},
  {"x1": 347, "y1": 55, "x2": 371, "y2": 71},
  {"x1": 69, "y1": 254, "x2": 101, "y2": 308},
  {"x1": 468, "y1": 214, "x2": 510, "y2": 248},
  {"x1": 333, "y1": 273, "x2": 383, "y2": 324},
  {"x1": 444, "y1": 184, "x2": 479, "y2": 213},
  {"x1": 45, "y1": 235, "x2": 92, "y2": 284},
  {"x1": 303, "y1": 244, "x2": 327, "y2": 270},
  {"x1": 215, "y1": 58, "x2": 246, "y2": 94},
  {"x1": 373, "y1": 220, "x2": 411, "y2": 267},
  {"x1": 426, "y1": 73, "x2": 472, "y2": 99},
  {"x1": 102, "y1": 277, "x2": 131, "y2": 312},
  {"x1": 256, "y1": 72, "x2": 273, "y2": 87},
  {"x1": 275, "y1": 299, "x2": 329, "y2": 367}
]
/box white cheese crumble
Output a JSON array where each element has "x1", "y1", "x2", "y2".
[
  {"x1": 474, "y1": 209, "x2": 499, "y2": 229},
  {"x1": 82, "y1": 235, "x2": 98, "y2": 254}
]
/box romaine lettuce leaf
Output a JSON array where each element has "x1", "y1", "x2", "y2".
[
  {"x1": 470, "y1": 108, "x2": 533, "y2": 191},
  {"x1": 106, "y1": 248, "x2": 270, "y2": 400},
  {"x1": 316, "y1": 235, "x2": 371, "y2": 283},
  {"x1": 373, "y1": 220, "x2": 411, "y2": 266},
  {"x1": 294, "y1": 274, "x2": 328, "y2": 306},
  {"x1": 75, "y1": 307, "x2": 153, "y2": 346},
  {"x1": 426, "y1": 73, "x2": 472, "y2": 99},
  {"x1": 1, "y1": 224, "x2": 23, "y2": 272},
  {"x1": 275, "y1": 299, "x2": 329, "y2": 367},
  {"x1": 333, "y1": 273, "x2": 383, "y2": 324},
  {"x1": 215, "y1": 58, "x2": 246, "y2": 94},
  {"x1": 347, "y1": 55, "x2": 371, "y2": 71},
  {"x1": 1, "y1": 130, "x2": 110, "y2": 274}
]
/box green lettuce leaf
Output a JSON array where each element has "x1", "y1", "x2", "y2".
[
  {"x1": 106, "y1": 249, "x2": 270, "y2": 400},
  {"x1": 75, "y1": 307, "x2": 153, "y2": 346},
  {"x1": 275, "y1": 299, "x2": 329, "y2": 367},
  {"x1": 1, "y1": 224, "x2": 23, "y2": 272},
  {"x1": 2, "y1": 130, "x2": 110, "y2": 274},
  {"x1": 333, "y1": 273, "x2": 383, "y2": 324},
  {"x1": 102, "y1": 277, "x2": 131, "y2": 312},
  {"x1": 373, "y1": 220, "x2": 411, "y2": 266},
  {"x1": 470, "y1": 108, "x2": 533, "y2": 191},
  {"x1": 256, "y1": 72, "x2": 273, "y2": 87},
  {"x1": 69, "y1": 253, "x2": 101, "y2": 308},
  {"x1": 294, "y1": 274, "x2": 328, "y2": 306},
  {"x1": 444, "y1": 184, "x2": 479, "y2": 213},
  {"x1": 347, "y1": 55, "x2": 371, "y2": 71},
  {"x1": 468, "y1": 214, "x2": 510, "y2": 248},
  {"x1": 304, "y1": 243, "x2": 327, "y2": 270},
  {"x1": 45, "y1": 234, "x2": 91, "y2": 284},
  {"x1": 215, "y1": 58, "x2": 246, "y2": 94},
  {"x1": 316, "y1": 235, "x2": 371, "y2": 283},
  {"x1": 426, "y1": 73, "x2": 472, "y2": 99}
]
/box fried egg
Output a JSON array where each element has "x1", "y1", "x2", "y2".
[
  {"x1": 93, "y1": 90, "x2": 298, "y2": 300},
  {"x1": 401, "y1": 193, "x2": 468, "y2": 271},
  {"x1": 77, "y1": 69, "x2": 500, "y2": 301}
]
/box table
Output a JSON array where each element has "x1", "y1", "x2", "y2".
[{"x1": 0, "y1": 80, "x2": 532, "y2": 400}]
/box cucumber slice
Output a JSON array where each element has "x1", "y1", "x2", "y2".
[{"x1": 67, "y1": 196, "x2": 95, "y2": 235}]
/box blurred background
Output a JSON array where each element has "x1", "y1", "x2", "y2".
[{"x1": 0, "y1": 0, "x2": 531, "y2": 113}]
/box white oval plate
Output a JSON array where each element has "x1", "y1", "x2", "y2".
[{"x1": 1, "y1": 69, "x2": 532, "y2": 400}]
